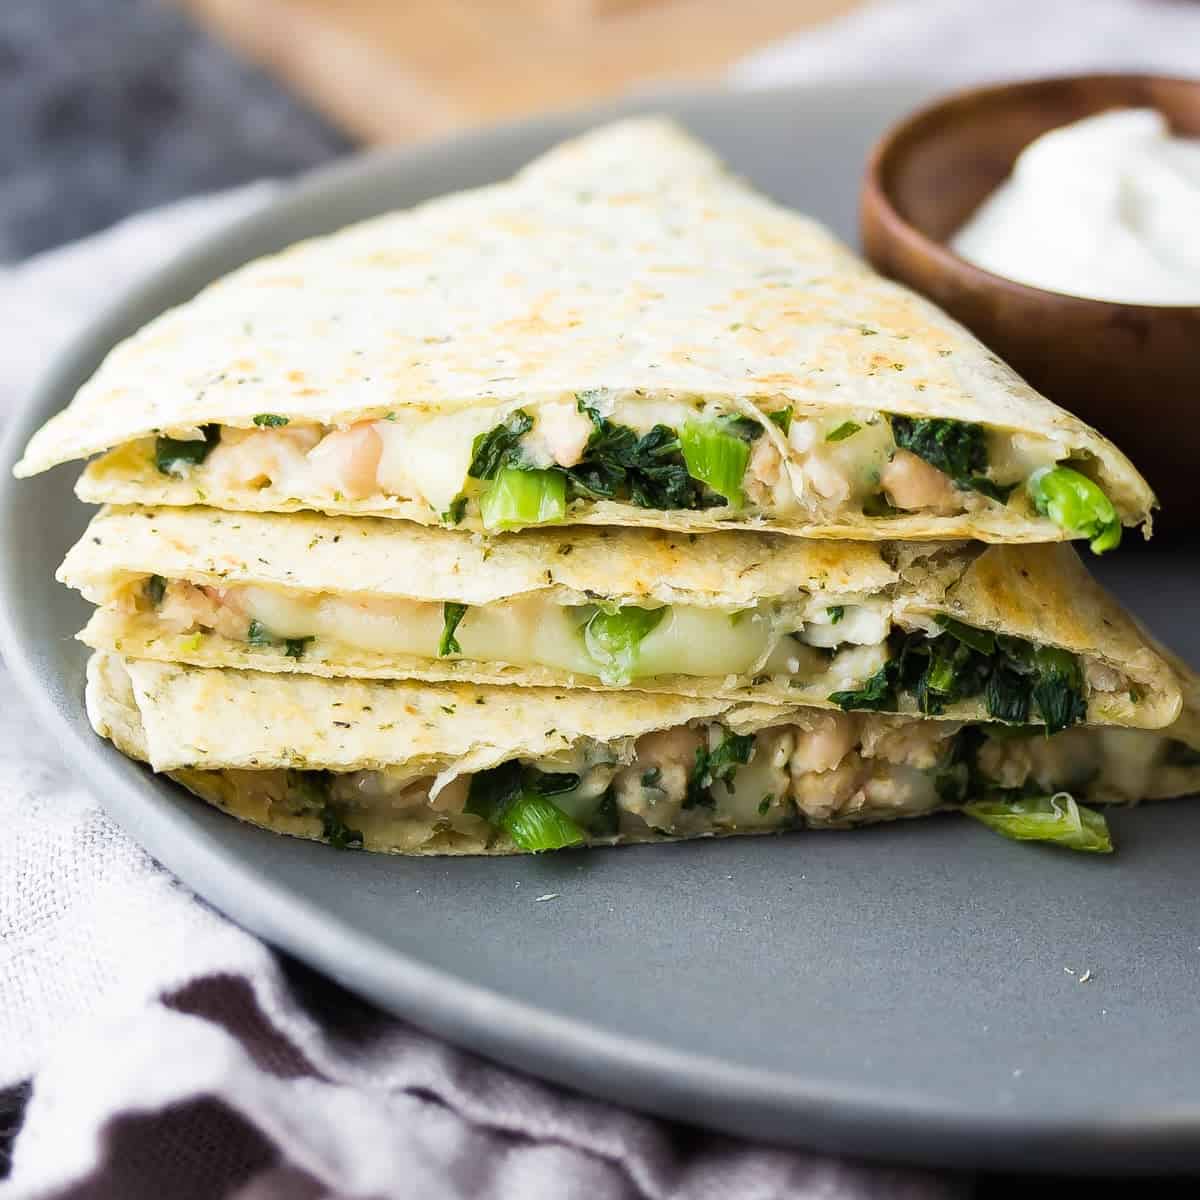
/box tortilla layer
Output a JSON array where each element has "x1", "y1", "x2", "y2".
[
  {"x1": 64, "y1": 506, "x2": 1181, "y2": 729},
  {"x1": 87, "y1": 653, "x2": 1200, "y2": 856},
  {"x1": 17, "y1": 118, "x2": 1154, "y2": 541}
]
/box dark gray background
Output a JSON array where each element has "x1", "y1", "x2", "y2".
[{"x1": 0, "y1": 0, "x2": 347, "y2": 261}]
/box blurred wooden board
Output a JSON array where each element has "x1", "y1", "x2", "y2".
[{"x1": 179, "y1": 0, "x2": 863, "y2": 144}]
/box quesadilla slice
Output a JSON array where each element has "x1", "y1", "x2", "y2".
[
  {"x1": 87, "y1": 652, "x2": 1200, "y2": 856},
  {"x1": 63, "y1": 506, "x2": 1181, "y2": 731},
  {"x1": 17, "y1": 119, "x2": 1151, "y2": 550}
]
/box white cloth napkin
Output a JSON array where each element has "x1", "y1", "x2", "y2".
[{"x1": 2, "y1": 0, "x2": 1197, "y2": 1194}]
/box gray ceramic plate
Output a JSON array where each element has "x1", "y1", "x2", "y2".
[{"x1": 3, "y1": 83, "x2": 1200, "y2": 1175}]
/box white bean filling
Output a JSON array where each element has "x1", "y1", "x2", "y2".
[
  {"x1": 133, "y1": 577, "x2": 891, "y2": 685},
  {"x1": 204, "y1": 714, "x2": 1184, "y2": 848},
  {"x1": 148, "y1": 396, "x2": 1072, "y2": 521}
]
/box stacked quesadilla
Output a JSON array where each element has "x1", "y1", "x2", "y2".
[{"x1": 18, "y1": 118, "x2": 1199, "y2": 855}]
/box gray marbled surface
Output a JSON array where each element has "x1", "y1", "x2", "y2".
[{"x1": 0, "y1": 0, "x2": 349, "y2": 262}]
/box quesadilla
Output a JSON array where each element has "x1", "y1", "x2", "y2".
[
  {"x1": 87, "y1": 651, "x2": 1200, "y2": 856},
  {"x1": 63, "y1": 506, "x2": 1180, "y2": 731},
  {"x1": 17, "y1": 119, "x2": 1151, "y2": 551}
]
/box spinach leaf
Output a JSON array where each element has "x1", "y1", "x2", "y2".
[
  {"x1": 468, "y1": 410, "x2": 534, "y2": 479},
  {"x1": 287, "y1": 770, "x2": 364, "y2": 850},
  {"x1": 828, "y1": 622, "x2": 1086, "y2": 733},
  {"x1": 321, "y1": 806, "x2": 365, "y2": 850},
  {"x1": 984, "y1": 664, "x2": 1032, "y2": 724},
  {"x1": 1031, "y1": 646, "x2": 1088, "y2": 735},
  {"x1": 438, "y1": 602, "x2": 468, "y2": 657},
  {"x1": 286, "y1": 768, "x2": 332, "y2": 809},
  {"x1": 829, "y1": 658, "x2": 901, "y2": 712},
  {"x1": 284, "y1": 637, "x2": 313, "y2": 660},
  {"x1": 891, "y1": 416, "x2": 987, "y2": 482},
  {"x1": 890, "y1": 416, "x2": 1013, "y2": 502},
  {"x1": 246, "y1": 619, "x2": 274, "y2": 647},
  {"x1": 442, "y1": 494, "x2": 468, "y2": 525},
  {"x1": 155, "y1": 424, "x2": 220, "y2": 476},
  {"x1": 247, "y1": 619, "x2": 314, "y2": 661},
  {"x1": 685, "y1": 730, "x2": 756, "y2": 807},
  {"x1": 567, "y1": 411, "x2": 721, "y2": 511}
]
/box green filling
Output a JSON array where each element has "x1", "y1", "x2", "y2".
[
  {"x1": 467, "y1": 399, "x2": 756, "y2": 525},
  {"x1": 467, "y1": 409, "x2": 534, "y2": 478},
  {"x1": 247, "y1": 619, "x2": 313, "y2": 661},
  {"x1": 678, "y1": 418, "x2": 758, "y2": 507},
  {"x1": 826, "y1": 420, "x2": 861, "y2": 442},
  {"x1": 145, "y1": 575, "x2": 166, "y2": 606},
  {"x1": 1027, "y1": 466, "x2": 1121, "y2": 554},
  {"x1": 155, "y1": 424, "x2": 220, "y2": 476},
  {"x1": 252, "y1": 413, "x2": 289, "y2": 427},
  {"x1": 582, "y1": 605, "x2": 667, "y2": 685},
  {"x1": 889, "y1": 416, "x2": 1015, "y2": 503},
  {"x1": 466, "y1": 761, "x2": 587, "y2": 852},
  {"x1": 963, "y1": 794, "x2": 1113, "y2": 854},
  {"x1": 829, "y1": 618, "x2": 1087, "y2": 734},
  {"x1": 442, "y1": 494, "x2": 468, "y2": 525},
  {"x1": 478, "y1": 467, "x2": 566, "y2": 530},
  {"x1": 685, "y1": 729, "x2": 756, "y2": 809},
  {"x1": 287, "y1": 770, "x2": 364, "y2": 849},
  {"x1": 438, "y1": 602, "x2": 468, "y2": 657}
]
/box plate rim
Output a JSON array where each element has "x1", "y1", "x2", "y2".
[{"x1": 3, "y1": 80, "x2": 1199, "y2": 1174}]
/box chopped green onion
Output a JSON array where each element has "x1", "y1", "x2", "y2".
[
  {"x1": 252, "y1": 413, "x2": 289, "y2": 427},
  {"x1": 439, "y1": 602, "x2": 468, "y2": 657},
  {"x1": 827, "y1": 605, "x2": 845, "y2": 624},
  {"x1": 678, "y1": 421, "x2": 752, "y2": 507},
  {"x1": 479, "y1": 467, "x2": 566, "y2": 530},
  {"x1": 1026, "y1": 466, "x2": 1121, "y2": 554},
  {"x1": 583, "y1": 605, "x2": 667, "y2": 685},
  {"x1": 500, "y1": 794, "x2": 586, "y2": 851},
  {"x1": 466, "y1": 761, "x2": 586, "y2": 852},
  {"x1": 963, "y1": 793, "x2": 1113, "y2": 854},
  {"x1": 145, "y1": 575, "x2": 166, "y2": 606},
  {"x1": 826, "y1": 420, "x2": 862, "y2": 442}
]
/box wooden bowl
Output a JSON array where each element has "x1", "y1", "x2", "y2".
[{"x1": 860, "y1": 74, "x2": 1200, "y2": 534}]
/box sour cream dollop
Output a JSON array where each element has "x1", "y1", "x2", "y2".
[{"x1": 950, "y1": 108, "x2": 1200, "y2": 305}]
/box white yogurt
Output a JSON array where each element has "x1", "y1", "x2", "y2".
[{"x1": 950, "y1": 108, "x2": 1200, "y2": 305}]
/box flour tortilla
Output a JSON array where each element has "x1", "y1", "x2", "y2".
[
  {"x1": 17, "y1": 118, "x2": 1153, "y2": 542},
  {"x1": 64, "y1": 506, "x2": 1181, "y2": 728},
  {"x1": 86, "y1": 652, "x2": 1200, "y2": 856}
]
